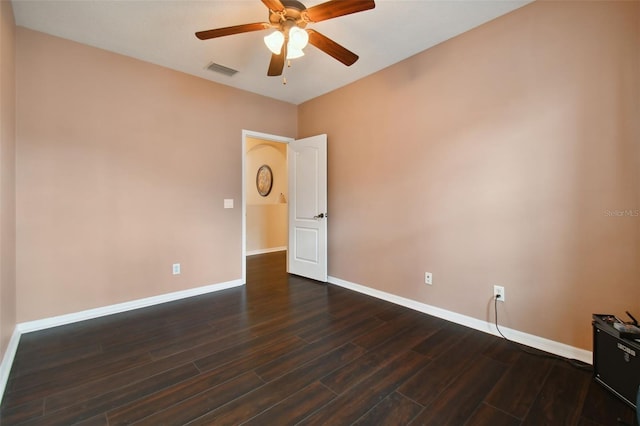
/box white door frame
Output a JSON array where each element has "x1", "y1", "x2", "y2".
[{"x1": 241, "y1": 130, "x2": 294, "y2": 284}]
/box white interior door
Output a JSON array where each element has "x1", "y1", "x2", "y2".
[{"x1": 287, "y1": 134, "x2": 327, "y2": 282}]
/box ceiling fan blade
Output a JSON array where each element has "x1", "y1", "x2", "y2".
[
  {"x1": 307, "y1": 29, "x2": 359, "y2": 66},
  {"x1": 195, "y1": 23, "x2": 268, "y2": 40},
  {"x1": 261, "y1": 0, "x2": 286, "y2": 12},
  {"x1": 267, "y1": 43, "x2": 287, "y2": 76},
  {"x1": 305, "y1": 0, "x2": 375, "y2": 23}
]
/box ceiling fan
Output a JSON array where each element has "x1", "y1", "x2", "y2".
[{"x1": 195, "y1": 0, "x2": 376, "y2": 77}]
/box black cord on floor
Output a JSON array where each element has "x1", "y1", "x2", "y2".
[{"x1": 493, "y1": 295, "x2": 593, "y2": 371}]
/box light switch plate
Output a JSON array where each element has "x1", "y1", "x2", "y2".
[{"x1": 224, "y1": 199, "x2": 234, "y2": 209}]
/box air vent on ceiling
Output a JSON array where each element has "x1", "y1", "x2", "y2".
[{"x1": 205, "y1": 62, "x2": 239, "y2": 77}]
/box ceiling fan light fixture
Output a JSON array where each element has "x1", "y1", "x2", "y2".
[
  {"x1": 288, "y1": 26, "x2": 309, "y2": 50},
  {"x1": 264, "y1": 30, "x2": 285, "y2": 54},
  {"x1": 286, "y1": 46, "x2": 305, "y2": 59}
]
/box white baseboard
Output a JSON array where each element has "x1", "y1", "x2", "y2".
[
  {"x1": 246, "y1": 247, "x2": 287, "y2": 257},
  {"x1": 328, "y1": 276, "x2": 592, "y2": 365},
  {"x1": 0, "y1": 328, "x2": 21, "y2": 405},
  {"x1": 0, "y1": 278, "x2": 243, "y2": 404},
  {"x1": 17, "y1": 279, "x2": 244, "y2": 334}
]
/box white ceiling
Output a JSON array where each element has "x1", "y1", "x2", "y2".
[{"x1": 12, "y1": 0, "x2": 532, "y2": 105}]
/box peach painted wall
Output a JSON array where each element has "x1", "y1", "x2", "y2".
[
  {"x1": 298, "y1": 1, "x2": 640, "y2": 350},
  {"x1": 16, "y1": 28, "x2": 296, "y2": 322},
  {"x1": 0, "y1": 0, "x2": 16, "y2": 357}
]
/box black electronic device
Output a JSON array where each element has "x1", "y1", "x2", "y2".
[
  {"x1": 637, "y1": 385, "x2": 640, "y2": 424},
  {"x1": 592, "y1": 314, "x2": 640, "y2": 409},
  {"x1": 614, "y1": 322, "x2": 640, "y2": 338}
]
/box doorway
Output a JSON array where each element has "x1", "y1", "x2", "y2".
[{"x1": 241, "y1": 130, "x2": 293, "y2": 284}]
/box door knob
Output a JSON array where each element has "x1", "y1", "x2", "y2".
[{"x1": 314, "y1": 213, "x2": 325, "y2": 219}]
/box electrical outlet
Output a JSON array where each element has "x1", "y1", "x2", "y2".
[
  {"x1": 425, "y1": 272, "x2": 433, "y2": 285},
  {"x1": 172, "y1": 263, "x2": 181, "y2": 275},
  {"x1": 494, "y1": 285, "x2": 505, "y2": 302}
]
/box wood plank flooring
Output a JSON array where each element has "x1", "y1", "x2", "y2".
[{"x1": 0, "y1": 251, "x2": 636, "y2": 425}]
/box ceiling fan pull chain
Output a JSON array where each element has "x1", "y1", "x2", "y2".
[{"x1": 283, "y1": 76, "x2": 287, "y2": 85}]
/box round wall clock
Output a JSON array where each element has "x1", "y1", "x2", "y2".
[{"x1": 256, "y1": 165, "x2": 273, "y2": 197}]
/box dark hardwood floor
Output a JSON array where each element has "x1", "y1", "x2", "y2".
[{"x1": 0, "y1": 251, "x2": 636, "y2": 425}]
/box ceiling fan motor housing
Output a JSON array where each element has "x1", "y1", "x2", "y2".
[{"x1": 269, "y1": 0, "x2": 308, "y2": 29}]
